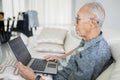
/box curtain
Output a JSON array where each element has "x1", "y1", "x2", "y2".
[
  {"x1": 2, "y1": 0, "x2": 25, "y2": 18},
  {"x1": 2, "y1": 0, "x2": 73, "y2": 27},
  {"x1": 25, "y1": 0, "x2": 72, "y2": 27}
]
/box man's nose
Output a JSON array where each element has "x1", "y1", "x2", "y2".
[{"x1": 74, "y1": 21, "x2": 77, "y2": 27}]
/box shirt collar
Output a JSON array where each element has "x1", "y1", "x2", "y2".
[{"x1": 83, "y1": 32, "x2": 103, "y2": 49}]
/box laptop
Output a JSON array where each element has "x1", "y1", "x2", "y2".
[{"x1": 8, "y1": 36, "x2": 58, "y2": 74}]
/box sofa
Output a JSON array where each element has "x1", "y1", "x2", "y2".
[{"x1": 21, "y1": 26, "x2": 120, "y2": 80}]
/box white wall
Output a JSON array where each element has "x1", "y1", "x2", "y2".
[
  {"x1": 74, "y1": 0, "x2": 120, "y2": 30},
  {"x1": 103, "y1": 1, "x2": 120, "y2": 29}
]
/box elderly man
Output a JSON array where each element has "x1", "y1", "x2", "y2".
[{"x1": 17, "y1": 2, "x2": 112, "y2": 80}]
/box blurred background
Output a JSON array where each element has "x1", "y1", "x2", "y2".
[{"x1": 0, "y1": 0, "x2": 120, "y2": 29}]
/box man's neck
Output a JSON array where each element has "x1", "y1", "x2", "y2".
[{"x1": 84, "y1": 28, "x2": 101, "y2": 41}]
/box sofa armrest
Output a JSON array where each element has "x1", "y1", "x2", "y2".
[{"x1": 109, "y1": 58, "x2": 120, "y2": 80}]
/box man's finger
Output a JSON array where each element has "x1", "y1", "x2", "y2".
[
  {"x1": 16, "y1": 62, "x2": 22, "y2": 69},
  {"x1": 17, "y1": 62, "x2": 27, "y2": 71},
  {"x1": 44, "y1": 55, "x2": 51, "y2": 59}
]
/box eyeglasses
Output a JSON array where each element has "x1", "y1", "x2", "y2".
[
  {"x1": 75, "y1": 17, "x2": 93, "y2": 24},
  {"x1": 75, "y1": 17, "x2": 99, "y2": 24}
]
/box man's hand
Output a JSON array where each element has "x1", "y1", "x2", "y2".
[
  {"x1": 44, "y1": 55, "x2": 61, "y2": 61},
  {"x1": 17, "y1": 62, "x2": 36, "y2": 80}
]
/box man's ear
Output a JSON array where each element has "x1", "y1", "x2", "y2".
[
  {"x1": 92, "y1": 19, "x2": 98, "y2": 25},
  {"x1": 90, "y1": 19, "x2": 98, "y2": 28}
]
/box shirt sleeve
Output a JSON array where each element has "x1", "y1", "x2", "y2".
[
  {"x1": 53, "y1": 52, "x2": 96, "y2": 80},
  {"x1": 73, "y1": 53, "x2": 96, "y2": 80},
  {"x1": 53, "y1": 54, "x2": 77, "y2": 80}
]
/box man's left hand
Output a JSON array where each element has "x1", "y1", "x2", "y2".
[{"x1": 16, "y1": 62, "x2": 36, "y2": 80}]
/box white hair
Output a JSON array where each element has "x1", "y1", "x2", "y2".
[{"x1": 83, "y1": 2, "x2": 105, "y2": 28}]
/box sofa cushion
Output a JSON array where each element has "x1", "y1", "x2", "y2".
[
  {"x1": 34, "y1": 43, "x2": 65, "y2": 54},
  {"x1": 37, "y1": 27, "x2": 68, "y2": 45}
]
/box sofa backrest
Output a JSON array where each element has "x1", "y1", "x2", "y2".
[
  {"x1": 108, "y1": 40, "x2": 120, "y2": 61},
  {"x1": 107, "y1": 40, "x2": 120, "y2": 80}
]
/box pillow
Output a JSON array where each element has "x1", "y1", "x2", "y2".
[
  {"x1": 37, "y1": 27, "x2": 68, "y2": 44},
  {"x1": 108, "y1": 40, "x2": 120, "y2": 61},
  {"x1": 34, "y1": 43, "x2": 65, "y2": 54}
]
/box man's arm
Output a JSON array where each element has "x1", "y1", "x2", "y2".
[
  {"x1": 60, "y1": 48, "x2": 77, "y2": 59},
  {"x1": 44, "y1": 48, "x2": 77, "y2": 61}
]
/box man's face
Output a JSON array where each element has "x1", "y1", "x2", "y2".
[{"x1": 75, "y1": 6, "x2": 93, "y2": 39}]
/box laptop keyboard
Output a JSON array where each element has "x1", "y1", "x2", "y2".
[{"x1": 30, "y1": 59, "x2": 47, "y2": 71}]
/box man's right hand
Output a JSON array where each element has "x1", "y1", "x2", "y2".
[{"x1": 44, "y1": 55, "x2": 61, "y2": 62}]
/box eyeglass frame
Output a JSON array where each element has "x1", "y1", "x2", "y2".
[{"x1": 75, "y1": 17, "x2": 99, "y2": 24}]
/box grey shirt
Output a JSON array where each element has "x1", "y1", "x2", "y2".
[{"x1": 53, "y1": 34, "x2": 112, "y2": 80}]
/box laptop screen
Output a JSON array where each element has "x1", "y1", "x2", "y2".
[{"x1": 8, "y1": 37, "x2": 31, "y2": 65}]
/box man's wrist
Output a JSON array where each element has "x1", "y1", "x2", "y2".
[
  {"x1": 61, "y1": 54, "x2": 67, "y2": 59},
  {"x1": 35, "y1": 75, "x2": 41, "y2": 80}
]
